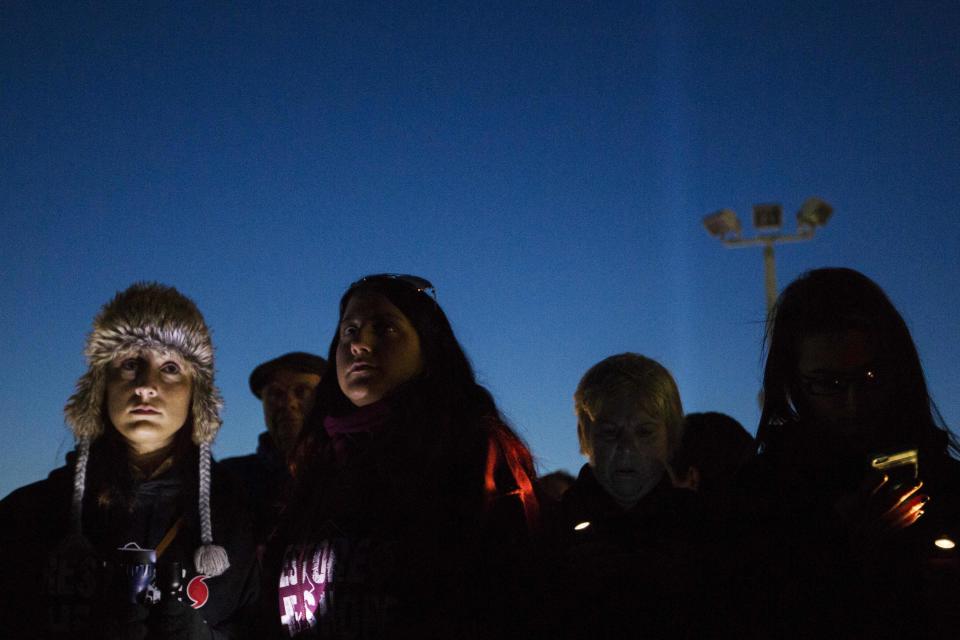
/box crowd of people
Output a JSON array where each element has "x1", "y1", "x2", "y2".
[{"x1": 0, "y1": 267, "x2": 957, "y2": 638}]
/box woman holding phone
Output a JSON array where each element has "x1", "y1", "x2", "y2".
[
  {"x1": 268, "y1": 274, "x2": 538, "y2": 638},
  {"x1": 733, "y1": 268, "x2": 960, "y2": 639}
]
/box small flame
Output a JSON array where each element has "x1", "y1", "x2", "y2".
[{"x1": 574, "y1": 521, "x2": 591, "y2": 531}]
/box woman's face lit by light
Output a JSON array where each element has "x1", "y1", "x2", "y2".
[
  {"x1": 336, "y1": 292, "x2": 424, "y2": 407},
  {"x1": 106, "y1": 349, "x2": 192, "y2": 455}
]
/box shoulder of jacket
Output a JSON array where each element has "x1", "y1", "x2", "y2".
[
  {"x1": 0, "y1": 470, "x2": 71, "y2": 540},
  {"x1": 2, "y1": 464, "x2": 71, "y2": 504}
]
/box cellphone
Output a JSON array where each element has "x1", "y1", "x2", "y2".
[{"x1": 870, "y1": 449, "x2": 919, "y2": 493}]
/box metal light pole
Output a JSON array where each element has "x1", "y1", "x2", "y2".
[{"x1": 703, "y1": 198, "x2": 834, "y2": 314}]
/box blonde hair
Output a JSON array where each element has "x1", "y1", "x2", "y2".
[{"x1": 574, "y1": 353, "x2": 684, "y2": 458}]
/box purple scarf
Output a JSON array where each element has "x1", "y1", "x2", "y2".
[{"x1": 322, "y1": 400, "x2": 393, "y2": 463}]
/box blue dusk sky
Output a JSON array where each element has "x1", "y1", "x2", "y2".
[{"x1": 2, "y1": 1, "x2": 959, "y2": 496}]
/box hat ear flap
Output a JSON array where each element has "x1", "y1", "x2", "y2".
[
  {"x1": 190, "y1": 373, "x2": 223, "y2": 446},
  {"x1": 65, "y1": 368, "x2": 107, "y2": 441}
]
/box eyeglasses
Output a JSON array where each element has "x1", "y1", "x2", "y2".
[
  {"x1": 349, "y1": 273, "x2": 437, "y2": 301},
  {"x1": 798, "y1": 368, "x2": 882, "y2": 397}
]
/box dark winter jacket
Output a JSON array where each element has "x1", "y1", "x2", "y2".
[
  {"x1": 263, "y1": 413, "x2": 538, "y2": 639},
  {"x1": 220, "y1": 433, "x2": 289, "y2": 548},
  {"x1": 0, "y1": 455, "x2": 260, "y2": 639},
  {"x1": 728, "y1": 419, "x2": 960, "y2": 639},
  {"x1": 538, "y1": 464, "x2": 708, "y2": 639}
]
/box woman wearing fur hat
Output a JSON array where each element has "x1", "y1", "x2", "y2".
[{"x1": 0, "y1": 283, "x2": 258, "y2": 639}]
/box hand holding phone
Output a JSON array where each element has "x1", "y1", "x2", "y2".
[
  {"x1": 835, "y1": 449, "x2": 928, "y2": 541},
  {"x1": 871, "y1": 449, "x2": 919, "y2": 493}
]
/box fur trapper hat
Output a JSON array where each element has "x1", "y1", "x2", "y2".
[
  {"x1": 65, "y1": 282, "x2": 222, "y2": 444},
  {"x1": 62, "y1": 282, "x2": 229, "y2": 576}
]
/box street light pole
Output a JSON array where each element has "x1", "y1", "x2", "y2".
[
  {"x1": 763, "y1": 242, "x2": 776, "y2": 314},
  {"x1": 702, "y1": 198, "x2": 834, "y2": 315}
]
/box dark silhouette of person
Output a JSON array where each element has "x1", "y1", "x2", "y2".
[
  {"x1": 221, "y1": 352, "x2": 326, "y2": 550},
  {"x1": 732, "y1": 267, "x2": 960, "y2": 639},
  {"x1": 672, "y1": 411, "x2": 754, "y2": 496},
  {"x1": 540, "y1": 353, "x2": 707, "y2": 639}
]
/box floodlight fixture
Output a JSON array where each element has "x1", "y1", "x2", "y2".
[
  {"x1": 752, "y1": 203, "x2": 783, "y2": 231},
  {"x1": 703, "y1": 209, "x2": 742, "y2": 240},
  {"x1": 701, "y1": 196, "x2": 836, "y2": 315},
  {"x1": 797, "y1": 197, "x2": 833, "y2": 229}
]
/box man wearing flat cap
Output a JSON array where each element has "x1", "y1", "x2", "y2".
[{"x1": 221, "y1": 352, "x2": 326, "y2": 548}]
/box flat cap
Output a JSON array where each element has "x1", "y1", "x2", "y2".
[{"x1": 249, "y1": 351, "x2": 327, "y2": 398}]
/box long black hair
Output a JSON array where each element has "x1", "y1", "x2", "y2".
[
  {"x1": 311, "y1": 276, "x2": 491, "y2": 422},
  {"x1": 758, "y1": 267, "x2": 957, "y2": 458},
  {"x1": 286, "y1": 275, "x2": 537, "y2": 533}
]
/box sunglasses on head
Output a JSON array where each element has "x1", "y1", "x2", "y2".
[{"x1": 349, "y1": 273, "x2": 438, "y2": 301}]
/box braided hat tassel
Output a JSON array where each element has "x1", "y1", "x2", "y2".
[
  {"x1": 69, "y1": 437, "x2": 91, "y2": 536},
  {"x1": 193, "y1": 442, "x2": 229, "y2": 577}
]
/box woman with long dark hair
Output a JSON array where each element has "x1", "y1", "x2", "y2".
[
  {"x1": 738, "y1": 267, "x2": 960, "y2": 639},
  {"x1": 269, "y1": 274, "x2": 538, "y2": 638},
  {"x1": 759, "y1": 267, "x2": 957, "y2": 462}
]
